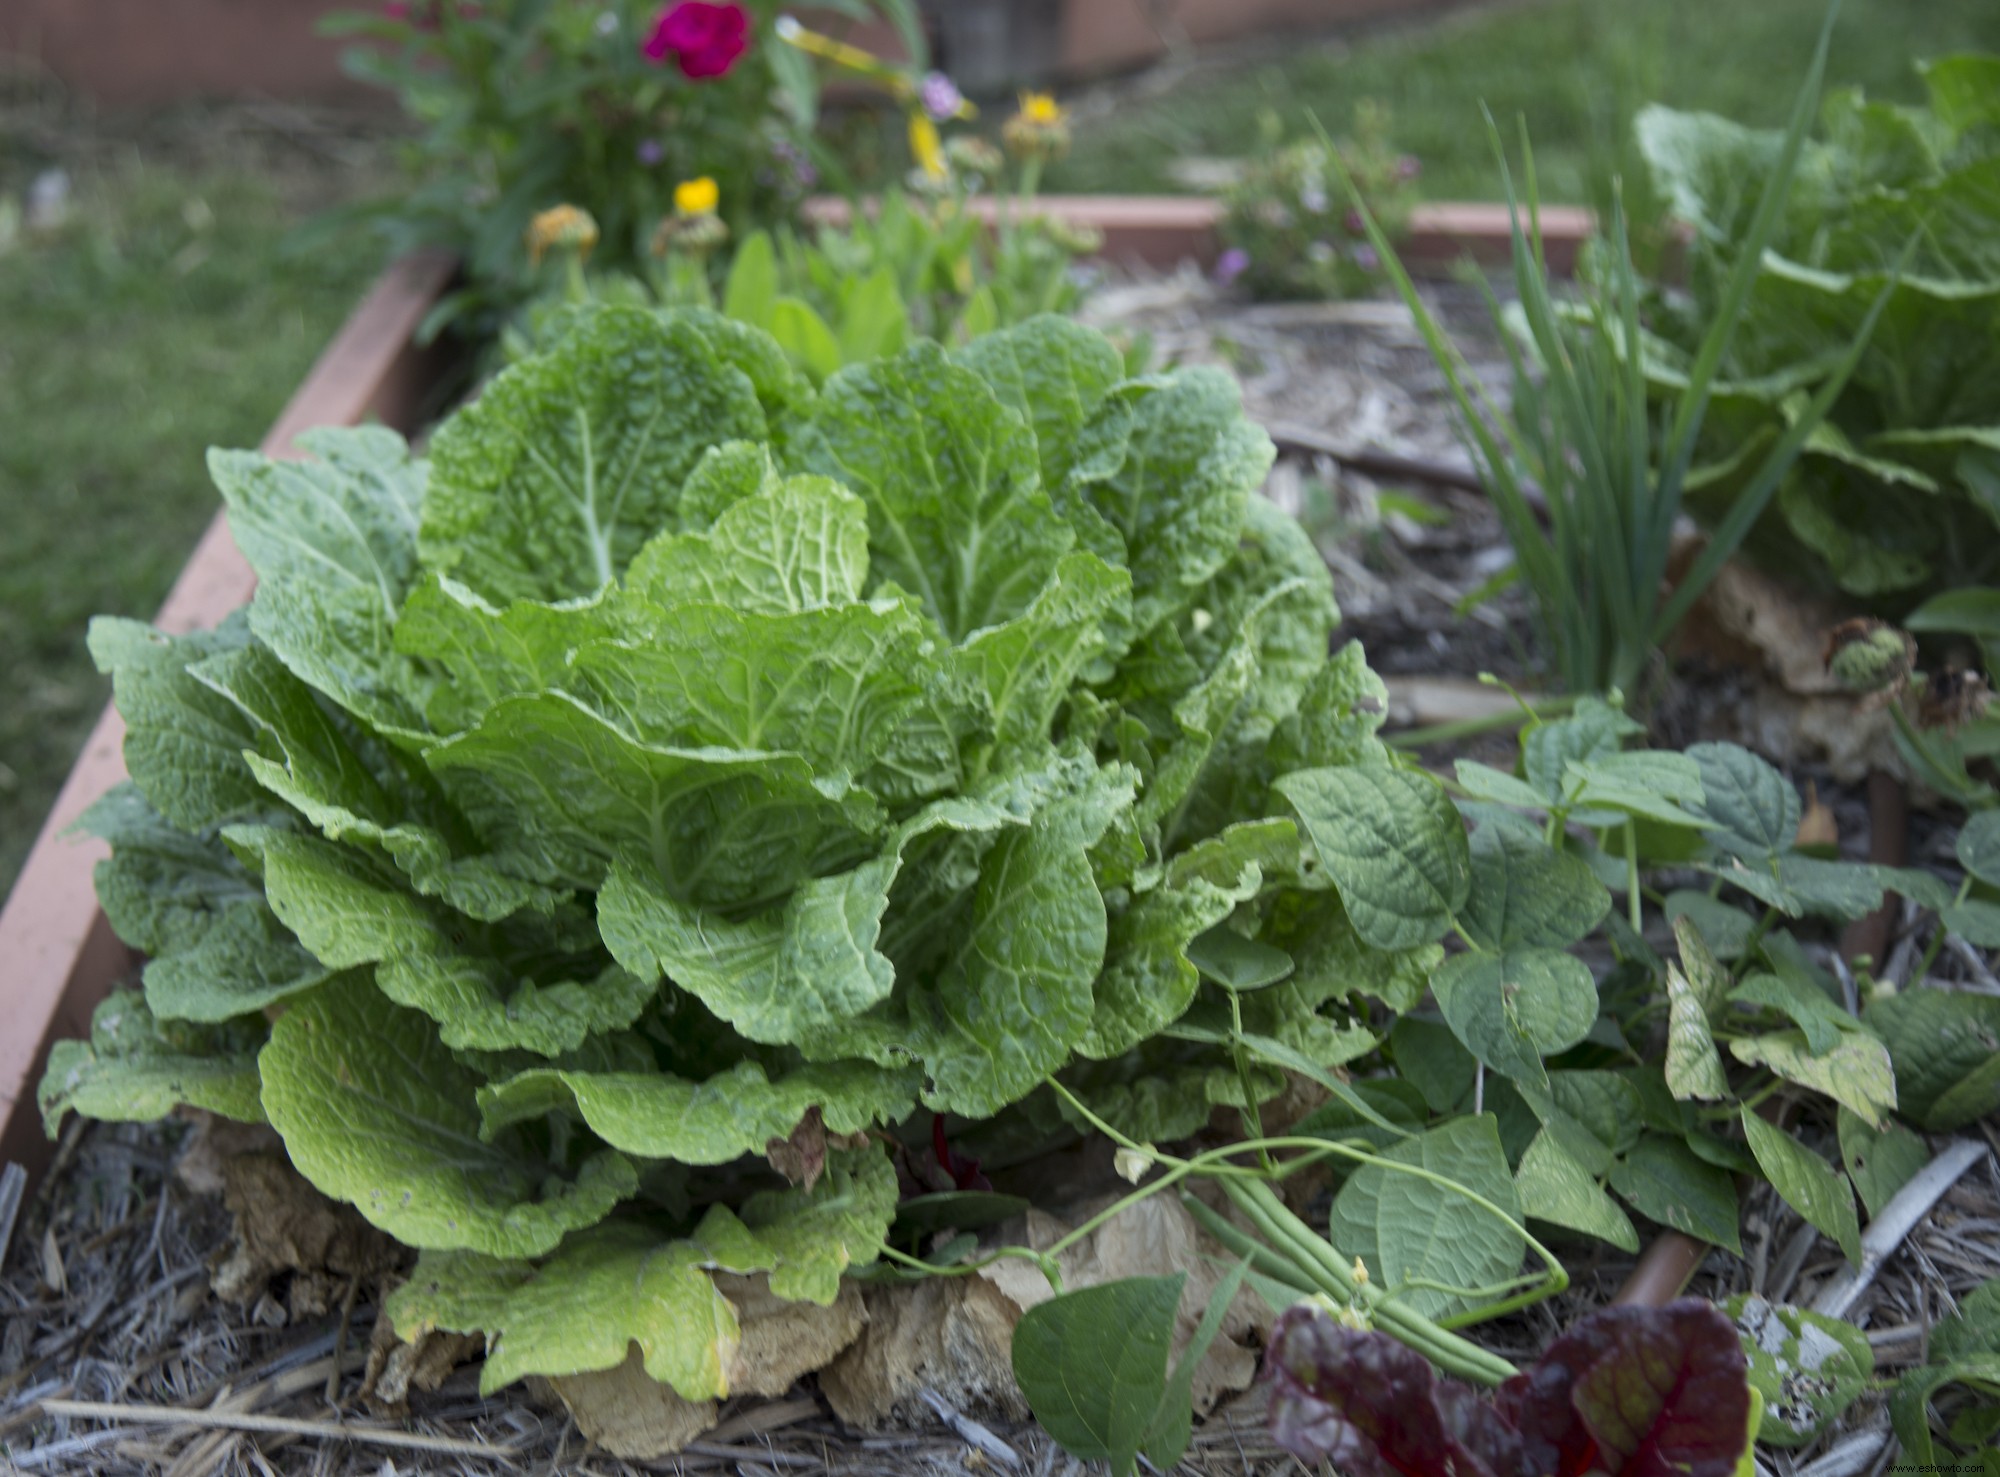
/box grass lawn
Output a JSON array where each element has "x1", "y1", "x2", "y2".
[
  {"x1": 1051, "y1": 0, "x2": 2000, "y2": 205},
  {"x1": 0, "y1": 125, "x2": 386, "y2": 897}
]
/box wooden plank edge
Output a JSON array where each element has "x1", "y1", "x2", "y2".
[
  {"x1": 0, "y1": 250, "x2": 461, "y2": 1184},
  {"x1": 802, "y1": 194, "x2": 1599, "y2": 273}
]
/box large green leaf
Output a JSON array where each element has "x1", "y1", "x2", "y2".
[
  {"x1": 1837, "y1": 1105, "x2": 1927, "y2": 1220},
  {"x1": 426, "y1": 690, "x2": 882, "y2": 902},
  {"x1": 1265, "y1": 885, "x2": 1441, "y2": 1015},
  {"x1": 1431, "y1": 947, "x2": 1599, "y2": 1090},
  {"x1": 249, "y1": 826, "x2": 654, "y2": 1057},
  {"x1": 953, "y1": 314, "x2": 1125, "y2": 495},
  {"x1": 39, "y1": 990, "x2": 266, "y2": 1134},
  {"x1": 1329, "y1": 1114, "x2": 1526, "y2": 1320},
  {"x1": 957, "y1": 551, "x2": 1130, "y2": 756},
  {"x1": 1066, "y1": 368, "x2": 1274, "y2": 641},
  {"x1": 195, "y1": 640, "x2": 552, "y2": 922},
  {"x1": 1741, "y1": 1110, "x2": 1861, "y2": 1264},
  {"x1": 598, "y1": 792, "x2": 1025, "y2": 1048},
  {"x1": 258, "y1": 975, "x2": 634, "y2": 1256},
  {"x1": 1687, "y1": 743, "x2": 1801, "y2": 861},
  {"x1": 621, "y1": 471, "x2": 871, "y2": 615},
  {"x1": 1270, "y1": 640, "x2": 1390, "y2": 773},
  {"x1": 1730, "y1": 1029, "x2": 1897, "y2": 1128},
  {"x1": 791, "y1": 340, "x2": 1070, "y2": 641},
  {"x1": 1864, "y1": 987, "x2": 2000, "y2": 1130},
  {"x1": 476, "y1": 1058, "x2": 919, "y2": 1165},
  {"x1": 1275, "y1": 766, "x2": 1471, "y2": 952},
  {"x1": 1458, "y1": 822, "x2": 1609, "y2": 951},
  {"x1": 393, "y1": 574, "x2": 617, "y2": 735},
  {"x1": 1609, "y1": 1134, "x2": 1743, "y2": 1252},
  {"x1": 80, "y1": 784, "x2": 331, "y2": 1021},
  {"x1": 1514, "y1": 1128, "x2": 1639, "y2": 1251},
  {"x1": 799, "y1": 766, "x2": 1129, "y2": 1116},
  {"x1": 1012, "y1": 1275, "x2": 1183, "y2": 1477},
  {"x1": 389, "y1": 1146, "x2": 896, "y2": 1395},
  {"x1": 1079, "y1": 866, "x2": 1262, "y2": 1060},
  {"x1": 423, "y1": 307, "x2": 769, "y2": 603},
  {"x1": 210, "y1": 426, "x2": 431, "y2": 738},
  {"x1": 88, "y1": 615, "x2": 267, "y2": 831}
]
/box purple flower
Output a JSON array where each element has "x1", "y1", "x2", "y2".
[
  {"x1": 1213, "y1": 247, "x2": 1250, "y2": 286},
  {"x1": 636, "y1": 138, "x2": 666, "y2": 167},
  {"x1": 1351, "y1": 243, "x2": 1380, "y2": 271},
  {"x1": 1343, "y1": 207, "x2": 1365, "y2": 236},
  {"x1": 1396, "y1": 153, "x2": 1422, "y2": 181},
  {"x1": 919, "y1": 71, "x2": 963, "y2": 122}
]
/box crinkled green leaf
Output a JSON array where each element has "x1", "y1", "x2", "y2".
[
  {"x1": 1741, "y1": 1110, "x2": 1861, "y2": 1264},
  {"x1": 1276, "y1": 766, "x2": 1471, "y2": 952},
  {"x1": 389, "y1": 1145, "x2": 893, "y2": 1395},
  {"x1": 1329, "y1": 1114, "x2": 1526, "y2": 1320},
  {"x1": 210, "y1": 426, "x2": 431, "y2": 738},
  {"x1": 1564, "y1": 751, "x2": 1707, "y2": 828},
  {"x1": 1864, "y1": 987, "x2": 2000, "y2": 1131},
  {"x1": 622, "y1": 472, "x2": 870, "y2": 615},
  {"x1": 249, "y1": 827, "x2": 653, "y2": 1057},
  {"x1": 196, "y1": 640, "x2": 553, "y2": 922},
  {"x1": 39, "y1": 990, "x2": 265, "y2": 1135},
  {"x1": 1515, "y1": 1129, "x2": 1640, "y2": 1251},
  {"x1": 393, "y1": 574, "x2": 616, "y2": 735},
  {"x1": 1079, "y1": 869, "x2": 1261, "y2": 1060},
  {"x1": 1610, "y1": 1133, "x2": 1743, "y2": 1252},
  {"x1": 1942, "y1": 898, "x2": 2000, "y2": 948},
  {"x1": 598, "y1": 792, "x2": 1023, "y2": 1048},
  {"x1": 954, "y1": 314, "x2": 1125, "y2": 495},
  {"x1": 1455, "y1": 759, "x2": 1551, "y2": 810},
  {"x1": 1728, "y1": 1294, "x2": 1872, "y2": 1446},
  {"x1": 1836, "y1": 1106, "x2": 1927, "y2": 1220},
  {"x1": 1066, "y1": 368, "x2": 1274, "y2": 642},
  {"x1": 476, "y1": 1058, "x2": 918, "y2": 1164},
  {"x1": 1272, "y1": 641, "x2": 1390, "y2": 772},
  {"x1": 1730, "y1": 1028, "x2": 1897, "y2": 1129},
  {"x1": 426, "y1": 691, "x2": 881, "y2": 902},
  {"x1": 1459, "y1": 821, "x2": 1610, "y2": 951},
  {"x1": 1666, "y1": 891, "x2": 1759, "y2": 959},
  {"x1": 1431, "y1": 947, "x2": 1598, "y2": 1091},
  {"x1": 80, "y1": 783, "x2": 331, "y2": 1021},
  {"x1": 260, "y1": 975, "x2": 634, "y2": 1255},
  {"x1": 423, "y1": 307, "x2": 769, "y2": 603},
  {"x1": 799, "y1": 767, "x2": 1129, "y2": 1116},
  {"x1": 88, "y1": 614, "x2": 267, "y2": 831},
  {"x1": 958, "y1": 551, "x2": 1130, "y2": 757},
  {"x1": 791, "y1": 340, "x2": 1070, "y2": 641},
  {"x1": 1673, "y1": 912, "x2": 1734, "y2": 1013}
]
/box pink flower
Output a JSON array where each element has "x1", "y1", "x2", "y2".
[
  {"x1": 643, "y1": 1, "x2": 750, "y2": 80},
  {"x1": 1213, "y1": 247, "x2": 1251, "y2": 286},
  {"x1": 919, "y1": 71, "x2": 963, "y2": 122}
]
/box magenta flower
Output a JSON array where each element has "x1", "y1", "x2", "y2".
[
  {"x1": 643, "y1": 1, "x2": 749, "y2": 80},
  {"x1": 1213, "y1": 247, "x2": 1250, "y2": 286}
]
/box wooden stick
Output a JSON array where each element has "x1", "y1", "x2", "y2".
[
  {"x1": 1811, "y1": 1138, "x2": 1988, "y2": 1321},
  {"x1": 0, "y1": 1162, "x2": 24, "y2": 1270},
  {"x1": 35, "y1": 1398, "x2": 516, "y2": 1461},
  {"x1": 918, "y1": 1387, "x2": 1022, "y2": 1472}
]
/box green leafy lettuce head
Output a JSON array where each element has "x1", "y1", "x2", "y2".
[{"x1": 48, "y1": 303, "x2": 1424, "y2": 1401}]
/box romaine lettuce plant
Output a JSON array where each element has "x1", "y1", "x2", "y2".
[
  {"x1": 1638, "y1": 52, "x2": 2000, "y2": 605},
  {"x1": 39, "y1": 304, "x2": 1416, "y2": 1402}
]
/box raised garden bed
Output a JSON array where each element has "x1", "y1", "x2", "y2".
[{"x1": 3, "y1": 214, "x2": 1995, "y2": 1476}]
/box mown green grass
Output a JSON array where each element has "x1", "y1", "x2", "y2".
[
  {"x1": 1051, "y1": 0, "x2": 2000, "y2": 204},
  {"x1": 0, "y1": 155, "x2": 382, "y2": 896}
]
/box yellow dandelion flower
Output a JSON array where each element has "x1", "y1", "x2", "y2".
[
  {"x1": 674, "y1": 175, "x2": 720, "y2": 216},
  {"x1": 1018, "y1": 91, "x2": 1065, "y2": 126}
]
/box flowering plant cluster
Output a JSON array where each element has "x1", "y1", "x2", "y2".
[
  {"x1": 322, "y1": 0, "x2": 915, "y2": 328},
  {"x1": 1219, "y1": 104, "x2": 1419, "y2": 301}
]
